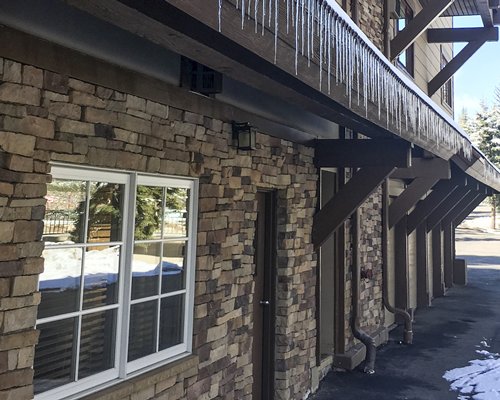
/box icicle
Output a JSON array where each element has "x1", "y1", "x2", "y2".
[
  {"x1": 255, "y1": 0, "x2": 259, "y2": 33},
  {"x1": 218, "y1": 0, "x2": 222, "y2": 32},
  {"x1": 269, "y1": 0, "x2": 272, "y2": 26},
  {"x1": 287, "y1": 0, "x2": 290, "y2": 33},
  {"x1": 274, "y1": 0, "x2": 279, "y2": 63},
  {"x1": 301, "y1": 0, "x2": 305, "y2": 56},
  {"x1": 242, "y1": 0, "x2": 245, "y2": 29},
  {"x1": 262, "y1": 0, "x2": 266, "y2": 35},
  {"x1": 295, "y1": 0, "x2": 299, "y2": 74},
  {"x1": 327, "y1": 11, "x2": 332, "y2": 94},
  {"x1": 318, "y1": 3, "x2": 323, "y2": 89}
]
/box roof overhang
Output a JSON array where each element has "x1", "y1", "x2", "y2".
[{"x1": 61, "y1": 0, "x2": 500, "y2": 192}]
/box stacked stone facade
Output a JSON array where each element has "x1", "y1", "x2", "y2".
[{"x1": 0, "y1": 56, "x2": 318, "y2": 399}]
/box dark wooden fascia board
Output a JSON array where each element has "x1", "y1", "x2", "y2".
[
  {"x1": 427, "y1": 27, "x2": 499, "y2": 42},
  {"x1": 406, "y1": 177, "x2": 462, "y2": 234},
  {"x1": 428, "y1": 39, "x2": 488, "y2": 96},
  {"x1": 312, "y1": 165, "x2": 396, "y2": 249},
  {"x1": 389, "y1": 176, "x2": 441, "y2": 229},
  {"x1": 426, "y1": 185, "x2": 472, "y2": 232},
  {"x1": 314, "y1": 139, "x2": 412, "y2": 168},
  {"x1": 453, "y1": 193, "x2": 488, "y2": 226},
  {"x1": 390, "y1": 0, "x2": 455, "y2": 61},
  {"x1": 391, "y1": 157, "x2": 451, "y2": 179}
]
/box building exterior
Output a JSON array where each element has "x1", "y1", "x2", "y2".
[{"x1": 0, "y1": 1, "x2": 499, "y2": 399}]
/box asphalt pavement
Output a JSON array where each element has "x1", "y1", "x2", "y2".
[{"x1": 312, "y1": 207, "x2": 500, "y2": 400}]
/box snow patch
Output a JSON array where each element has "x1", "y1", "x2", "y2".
[{"x1": 444, "y1": 348, "x2": 500, "y2": 399}]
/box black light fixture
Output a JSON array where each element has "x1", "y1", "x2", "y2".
[{"x1": 232, "y1": 122, "x2": 256, "y2": 150}]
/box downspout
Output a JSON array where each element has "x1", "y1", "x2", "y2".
[
  {"x1": 352, "y1": 0, "x2": 359, "y2": 24},
  {"x1": 351, "y1": 207, "x2": 376, "y2": 374},
  {"x1": 383, "y1": 0, "x2": 391, "y2": 58},
  {"x1": 382, "y1": 180, "x2": 413, "y2": 344}
]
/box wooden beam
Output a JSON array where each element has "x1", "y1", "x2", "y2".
[
  {"x1": 443, "y1": 222, "x2": 454, "y2": 289},
  {"x1": 416, "y1": 224, "x2": 430, "y2": 307},
  {"x1": 432, "y1": 226, "x2": 444, "y2": 298},
  {"x1": 442, "y1": 189, "x2": 481, "y2": 226},
  {"x1": 406, "y1": 177, "x2": 462, "y2": 234},
  {"x1": 428, "y1": 39, "x2": 488, "y2": 96},
  {"x1": 315, "y1": 139, "x2": 412, "y2": 168},
  {"x1": 312, "y1": 165, "x2": 396, "y2": 249},
  {"x1": 389, "y1": 176, "x2": 440, "y2": 229},
  {"x1": 426, "y1": 185, "x2": 472, "y2": 232},
  {"x1": 453, "y1": 193, "x2": 488, "y2": 227},
  {"x1": 390, "y1": 0, "x2": 455, "y2": 61},
  {"x1": 395, "y1": 216, "x2": 409, "y2": 311},
  {"x1": 391, "y1": 157, "x2": 450, "y2": 180},
  {"x1": 427, "y1": 27, "x2": 499, "y2": 43}
]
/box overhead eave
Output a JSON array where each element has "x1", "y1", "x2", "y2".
[{"x1": 62, "y1": 0, "x2": 500, "y2": 192}]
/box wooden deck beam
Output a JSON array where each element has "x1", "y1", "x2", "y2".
[
  {"x1": 315, "y1": 139, "x2": 412, "y2": 168},
  {"x1": 391, "y1": 157, "x2": 450, "y2": 180},
  {"x1": 427, "y1": 27, "x2": 499, "y2": 43},
  {"x1": 312, "y1": 165, "x2": 396, "y2": 249}
]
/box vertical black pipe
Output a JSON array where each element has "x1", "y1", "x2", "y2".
[
  {"x1": 351, "y1": 208, "x2": 376, "y2": 374},
  {"x1": 382, "y1": 180, "x2": 413, "y2": 344}
]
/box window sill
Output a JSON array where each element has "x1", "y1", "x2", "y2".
[{"x1": 81, "y1": 354, "x2": 199, "y2": 400}]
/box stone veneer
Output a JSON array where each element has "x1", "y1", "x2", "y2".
[{"x1": 0, "y1": 57, "x2": 318, "y2": 400}]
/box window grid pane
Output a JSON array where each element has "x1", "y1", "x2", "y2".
[{"x1": 36, "y1": 168, "x2": 195, "y2": 397}]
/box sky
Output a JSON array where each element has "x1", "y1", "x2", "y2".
[{"x1": 453, "y1": 16, "x2": 500, "y2": 119}]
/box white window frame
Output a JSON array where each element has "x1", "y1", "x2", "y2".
[{"x1": 35, "y1": 164, "x2": 198, "y2": 400}]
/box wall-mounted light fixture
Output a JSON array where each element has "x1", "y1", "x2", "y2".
[{"x1": 232, "y1": 122, "x2": 256, "y2": 151}]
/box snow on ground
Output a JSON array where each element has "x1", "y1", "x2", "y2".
[{"x1": 444, "y1": 345, "x2": 500, "y2": 400}]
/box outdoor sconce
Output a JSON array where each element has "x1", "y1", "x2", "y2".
[{"x1": 232, "y1": 122, "x2": 256, "y2": 150}]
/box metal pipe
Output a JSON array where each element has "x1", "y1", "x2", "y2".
[
  {"x1": 383, "y1": 0, "x2": 391, "y2": 58},
  {"x1": 351, "y1": 208, "x2": 376, "y2": 374},
  {"x1": 352, "y1": 0, "x2": 359, "y2": 24},
  {"x1": 382, "y1": 180, "x2": 413, "y2": 344}
]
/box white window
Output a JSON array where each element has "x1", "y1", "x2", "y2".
[{"x1": 34, "y1": 165, "x2": 198, "y2": 399}]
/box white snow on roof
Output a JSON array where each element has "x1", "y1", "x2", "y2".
[{"x1": 444, "y1": 348, "x2": 500, "y2": 399}]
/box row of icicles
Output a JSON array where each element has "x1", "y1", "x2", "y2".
[{"x1": 217, "y1": 0, "x2": 476, "y2": 162}]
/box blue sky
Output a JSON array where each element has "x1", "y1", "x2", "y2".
[{"x1": 453, "y1": 16, "x2": 500, "y2": 117}]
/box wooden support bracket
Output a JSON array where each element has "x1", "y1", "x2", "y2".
[
  {"x1": 312, "y1": 165, "x2": 396, "y2": 249},
  {"x1": 391, "y1": 157, "x2": 450, "y2": 180},
  {"x1": 390, "y1": 0, "x2": 454, "y2": 61},
  {"x1": 427, "y1": 27, "x2": 499, "y2": 43},
  {"x1": 453, "y1": 193, "x2": 489, "y2": 227},
  {"x1": 426, "y1": 185, "x2": 472, "y2": 232},
  {"x1": 406, "y1": 177, "x2": 461, "y2": 235},
  {"x1": 389, "y1": 176, "x2": 440, "y2": 229}
]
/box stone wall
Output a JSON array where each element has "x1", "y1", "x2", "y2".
[
  {"x1": 358, "y1": 0, "x2": 385, "y2": 52},
  {"x1": 0, "y1": 57, "x2": 318, "y2": 400}
]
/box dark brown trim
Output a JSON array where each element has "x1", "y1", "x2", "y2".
[
  {"x1": 315, "y1": 139, "x2": 412, "y2": 168},
  {"x1": 443, "y1": 222, "x2": 454, "y2": 289},
  {"x1": 432, "y1": 226, "x2": 444, "y2": 298},
  {"x1": 416, "y1": 224, "x2": 430, "y2": 307},
  {"x1": 391, "y1": 158, "x2": 450, "y2": 180},
  {"x1": 395, "y1": 216, "x2": 409, "y2": 311},
  {"x1": 427, "y1": 27, "x2": 499, "y2": 43}
]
